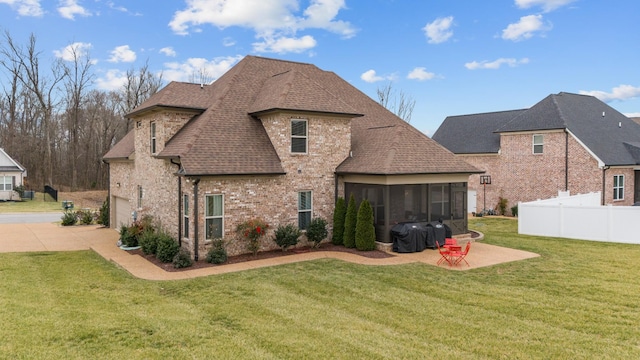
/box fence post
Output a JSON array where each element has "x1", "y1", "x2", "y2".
[{"x1": 559, "y1": 203, "x2": 564, "y2": 237}]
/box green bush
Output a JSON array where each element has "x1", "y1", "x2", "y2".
[
  {"x1": 497, "y1": 197, "x2": 508, "y2": 216},
  {"x1": 343, "y1": 194, "x2": 357, "y2": 248},
  {"x1": 97, "y1": 197, "x2": 109, "y2": 226},
  {"x1": 156, "y1": 233, "x2": 180, "y2": 263},
  {"x1": 172, "y1": 248, "x2": 193, "y2": 269},
  {"x1": 355, "y1": 199, "x2": 376, "y2": 251},
  {"x1": 273, "y1": 224, "x2": 301, "y2": 252},
  {"x1": 139, "y1": 229, "x2": 158, "y2": 255},
  {"x1": 61, "y1": 210, "x2": 77, "y2": 226},
  {"x1": 206, "y1": 238, "x2": 228, "y2": 264},
  {"x1": 78, "y1": 209, "x2": 94, "y2": 225},
  {"x1": 306, "y1": 217, "x2": 328, "y2": 248},
  {"x1": 331, "y1": 197, "x2": 346, "y2": 245},
  {"x1": 511, "y1": 204, "x2": 518, "y2": 217}
]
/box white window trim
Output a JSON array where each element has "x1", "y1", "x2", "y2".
[
  {"x1": 533, "y1": 134, "x2": 543, "y2": 154},
  {"x1": 298, "y1": 190, "x2": 312, "y2": 230},
  {"x1": 613, "y1": 175, "x2": 624, "y2": 201},
  {"x1": 291, "y1": 119, "x2": 308, "y2": 154},
  {"x1": 0, "y1": 175, "x2": 13, "y2": 191},
  {"x1": 205, "y1": 194, "x2": 224, "y2": 240}
]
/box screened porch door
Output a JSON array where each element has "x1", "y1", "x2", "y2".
[{"x1": 450, "y1": 185, "x2": 467, "y2": 234}]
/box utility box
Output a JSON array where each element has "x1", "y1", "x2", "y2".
[{"x1": 62, "y1": 200, "x2": 74, "y2": 210}]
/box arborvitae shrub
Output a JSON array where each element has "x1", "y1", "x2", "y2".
[
  {"x1": 331, "y1": 197, "x2": 346, "y2": 245},
  {"x1": 97, "y1": 197, "x2": 109, "y2": 226},
  {"x1": 355, "y1": 199, "x2": 376, "y2": 251},
  {"x1": 343, "y1": 194, "x2": 357, "y2": 248},
  {"x1": 306, "y1": 217, "x2": 328, "y2": 248},
  {"x1": 156, "y1": 233, "x2": 180, "y2": 263}
]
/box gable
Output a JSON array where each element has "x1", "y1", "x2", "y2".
[{"x1": 0, "y1": 148, "x2": 26, "y2": 173}]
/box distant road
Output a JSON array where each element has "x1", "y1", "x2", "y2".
[{"x1": 0, "y1": 212, "x2": 63, "y2": 224}]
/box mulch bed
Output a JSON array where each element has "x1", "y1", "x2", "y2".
[{"x1": 128, "y1": 243, "x2": 395, "y2": 272}]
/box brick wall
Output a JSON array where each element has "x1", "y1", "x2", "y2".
[{"x1": 460, "y1": 130, "x2": 636, "y2": 214}]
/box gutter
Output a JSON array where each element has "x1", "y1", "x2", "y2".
[
  {"x1": 601, "y1": 166, "x2": 609, "y2": 205},
  {"x1": 565, "y1": 129, "x2": 569, "y2": 191}
]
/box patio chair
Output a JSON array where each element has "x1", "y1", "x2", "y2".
[
  {"x1": 453, "y1": 241, "x2": 471, "y2": 267},
  {"x1": 436, "y1": 240, "x2": 451, "y2": 266}
]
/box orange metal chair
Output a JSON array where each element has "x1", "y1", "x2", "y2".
[{"x1": 453, "y1": 242, "x2": 471, "y2": 266}]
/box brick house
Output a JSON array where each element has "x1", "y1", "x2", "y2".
[
  {"x1": 104, "y1": 56, "x2": 480, "y2": 258},
  {"x1": 0, "y1": 148, "x2": 26, "y2": 201},
  {"x1": 432, "y1": 92, "x2": 640, "y2": 215}
]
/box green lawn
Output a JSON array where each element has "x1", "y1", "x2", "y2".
[
  {"x1": 1, "y1": 218, "x2": 639, "y2": 359},
  {"x1": 0, "y1": 192, "x2": 61, "y2": 213}
]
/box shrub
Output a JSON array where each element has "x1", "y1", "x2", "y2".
[
  {"x1": 236, "y1": 218, "x2": 269, "y2": 256},
  {"x1": 61, "y1": 210, "x2": 77, "y2": 226},
  {"x1": 355, "y1": 199, "x2": 376, "y2": 251},
  {"x1": 343, "y1": 194, "x2": 357, "y2": 248},
  {"x1": 331, "y1": 197, "x2": 346, "y2": 245},
  {"x1": 497, "y1": 197, "x2": 508, "y2": 216},
  {"x1": 172, "y1": 248, "x2": 193, "y2": 269},
  {"x1": 78, "y1": 209, "x2": 94, "y2": 225},
  {"x1": 139, "y1": 229, "x2": 158, "y2": 255},
  {"x1": 206, "y1": 238, "x2": 228, "y2": 264},
  {"x1": 273, "y1": 224, "x2": 301, "y2": 252},
  {"x1": 511, "y1": 204, "x2": 518, "y2": 217},
  {"x1": 156, "y1": 233, "x2": 180, "y2": 263},
  {"x1": 306, "y1": 217, "x2": 328, "y2": 248},
  {"x1": 97, "y1": 197, "x2": 109, "y2": 226}
]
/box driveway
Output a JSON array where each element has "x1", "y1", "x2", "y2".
[{"x1": 0, "y1": 212, "x2": 63, "y2": 224}]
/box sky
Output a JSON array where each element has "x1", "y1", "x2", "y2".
[{"x1": 1, "y1": 0, "x2": 640, "y2": 136}]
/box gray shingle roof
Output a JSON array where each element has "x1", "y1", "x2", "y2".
[
  {"x1": 103, "y1": 130, "x2": 135, "y2": 160},
  {"x1": 432, "y1": 109, "x2": 526, "y2": 154},
  {"x1": 105, "y1": 56, "x2": 480, "y2": 176},
  {"x1": 434, "y1": 92, "x2": 640, "y2": 166}
]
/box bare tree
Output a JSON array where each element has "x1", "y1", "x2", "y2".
[
  {"x1": 376, "y1": 82, "x2": 416, "y2": 123},
  {"x1": 119, "y1": 61, "x2": 163, "y2": 122},
  {"x1": 0, "y1": 31, "x2": 65, "y2": 187},
  {"x1": 188, "y1": 67, "x2": 214, "y2": 85}
]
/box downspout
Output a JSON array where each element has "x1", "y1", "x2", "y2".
[
  {"x1": 564, "y1": 129, "x2": 569, "y2": 191},
  {"x1": 170, "y1": 159, "x2": 182, "y2": 246},
  {"x1": 601, "y1": 166, "x2": 609, "y2": 205},
  {"x1": 105, "y1": 161, "x2": 111, "y2": 227},
  {"x1": 193, "y1": 178, "x2": 201, "y2": 261}
]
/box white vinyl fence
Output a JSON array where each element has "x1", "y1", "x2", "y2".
[{"x1": 518, "y1": 192, "x2": 640, "y2": 244}]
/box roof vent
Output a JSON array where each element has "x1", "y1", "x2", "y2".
[
  {"x1": 619, "y1": 121, "x2": 622, "y2": 128},
  {"x1": 602, "y1": 111, "x2": 605, "y2": 117}
]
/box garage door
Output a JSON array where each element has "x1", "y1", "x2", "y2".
[{"x1": 114, "y1": 196, "x2": 132, "y2": 228}]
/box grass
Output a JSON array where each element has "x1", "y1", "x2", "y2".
[
  {"x1": 0, "y1": 192, "x2": 61, "y2": 213},
  {"x1": 1, "y1": 218, "x2": 639, "y2": 359}
]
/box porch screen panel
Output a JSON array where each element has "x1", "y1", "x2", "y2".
[{"x1": 430, "y1": 184, "x2": 450, "y2": 222}]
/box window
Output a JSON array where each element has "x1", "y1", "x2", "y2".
[
  {"x1": 533, "y1": 134, "x2": 544, "y2": 154},
  {"x1": 613, "y1": 175, "x2": 624, "y2": 200},
  {"x1": 183, "y1": 194, "x2": 189, "y2": 238},
  {"x1": 0, "y1": 176, "x2": 13, "y2": 191},
  {"x1": 150, "y1": 122, "x2": 157, "y2": 154},
  {"x1": 291, "y1": 119, "x2": 307, "y2": 153},
  {"x1": 137, "y1": 185, "x2": 143, "y2": 208},
  {"x1": 298, "y1": 191, "x2": 312, "y2": 229},
  {"x1": 205, "y1": 194, "x2": 224, "y2": 240}
]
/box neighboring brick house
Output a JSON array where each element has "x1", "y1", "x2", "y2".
[
  {"x1": 0, "y1": 148, "x2": 26, "y2": 201},
  {"x1": 432, "y1": 92, "x2": 640, "y2": 215},
  {"x1": 104, "y1": 56, "x2": 481, "y2": 258}
]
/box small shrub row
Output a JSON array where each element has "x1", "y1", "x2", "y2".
[
  {"x1": 332, "y1": 194, "x2": 376, "y2": 251},
  {"x1": 61, "y1": 209, "x2": 96, "y2": 226}
]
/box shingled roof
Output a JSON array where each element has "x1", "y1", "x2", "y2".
[
  {"x1": 105, "y1": 56, "x2": 480, "y2": 176},
  {"x1": 433, "y1": 92, "x2": 640, "y2": 166},
  {"x1": 103, "y1": 130, "x2": 135, "y2": 160}
]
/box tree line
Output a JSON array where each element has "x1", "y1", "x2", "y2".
[{"x1": 0, "y1": 32, "x2": 163, "y2": 191}]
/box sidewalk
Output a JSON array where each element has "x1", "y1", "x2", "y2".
[{"x1": 0, "y1": 223, "x2": 540, "y2": 280}]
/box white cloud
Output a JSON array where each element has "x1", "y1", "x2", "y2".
[
  {"x1": 58, "y1": 0, "x2": 91, "y2": 20},
  {"x1": 168, "y1": 0, "x2": 356, "y2": 54},
  {"x1": 162, "y1": 55, "x2": 243, "y2": 83},
  {"x1": 160, "y1": 47, "x2": 177, "y2": 57},
  {"x1": 423, "y1": 16, "x2": 454, "y2": 44},
  {"x1": 0, "y1": 0, "x2": 44, "y2": 16},
  {"x1": 360, "y1": 69, "x2": 396, "y2": 83},
  {"x1": 407, "y1": 67, "x2": 436, "y2": 81},
  {"x1": 502, "y1": 14, "x2": 550, "y2": 41},
  {"x1": 53, "y1": 42, "x2": 92, "y2": 61},
  {"x1": 108, "y1": 45, "x2": 136, "y2": 63},
  {"x1": 253, "y1": 35, "x2": 316, "y2": 53},
  {"x1": 222, "y1": 37, "x2": 236, "y2": 47},
  {"x1": 465, "y1": 57, "x2": 530, "y2": 70},
  {"x1": 515, "y1": 0, "x2": 576, "y2": 12},
  {"x1": 579, "y1": 85, "x2": 640, "y2": 103},
  {"x1": 95, "y1": 69, "x2": 127, "y2": 91}
]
